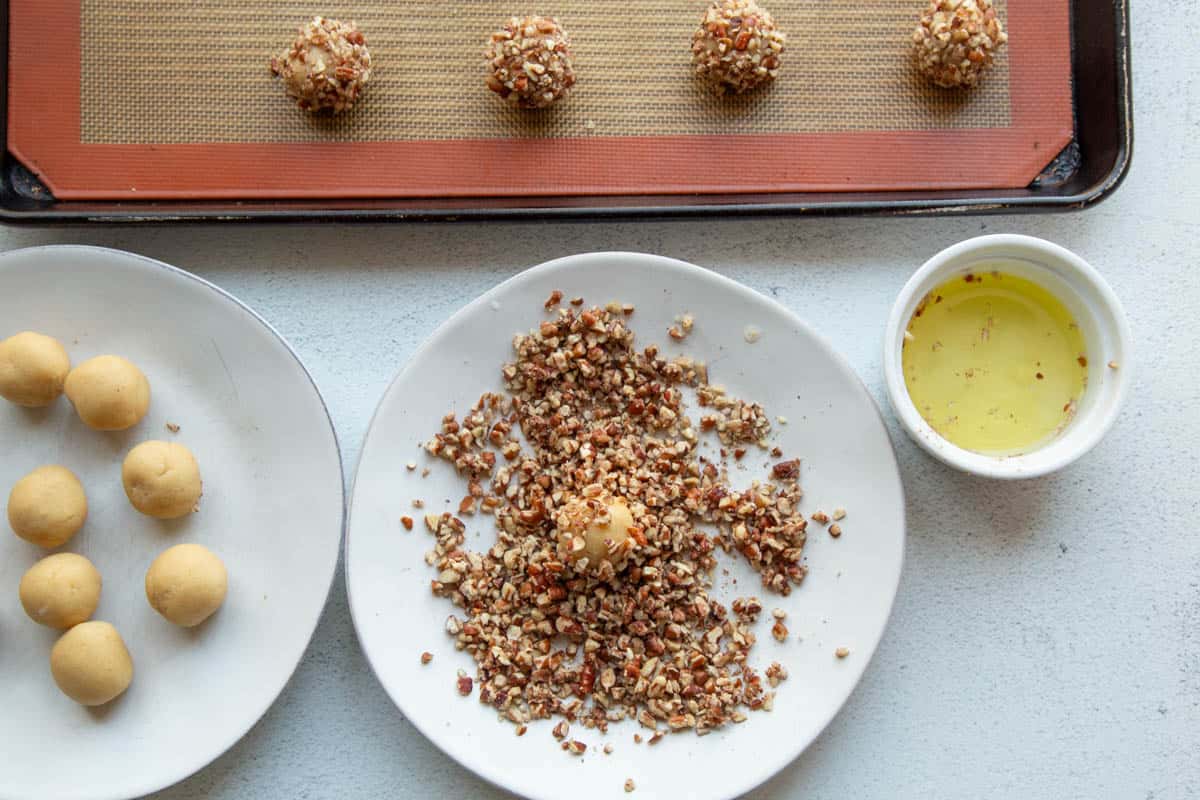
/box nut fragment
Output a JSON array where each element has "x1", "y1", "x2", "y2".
[
  {"x1": 420, "y1": 651, "x2": 433, "y2": 664},
  {"x1": 835, "y1": 647, "x2": 850, "y2": 659},
  {"x1": 829, "y1": 523, "x2": 842, "y2": 538},
  {"x1": 625, "y1": 778, "x2": 636, "y2": 792}
]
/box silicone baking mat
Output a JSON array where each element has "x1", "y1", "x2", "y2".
[{"x1": 7, "y1": 0, "x2": 1072, "y2": 200}]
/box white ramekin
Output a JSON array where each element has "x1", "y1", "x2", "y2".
[{"x1": 883, "y1": 234, "x2": 1131, "y2": 479}]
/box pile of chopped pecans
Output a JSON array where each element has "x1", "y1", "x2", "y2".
[{"x1": 420, "y1": 298, "x2": 811, "y2": 741}]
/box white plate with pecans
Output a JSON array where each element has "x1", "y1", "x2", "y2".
[
  {"x1": 347, "y1": 252, "x2": 905, "y2": 800},
  {"x1": 0, "y1": 246, "x2": 344, "y2": 800}
]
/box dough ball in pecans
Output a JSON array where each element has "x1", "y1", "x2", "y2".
[
  {"x1": 270, "y1": 16, "x2": 372, "y2": 113},
  {"x1": 912, "y1": 0, "x2": 1007, "y2": 89},
  {"x1": 691, "y1": 0, "x2": 786, "y2": 95},
  {"x1": 0, "y1": 331, "x2": 70, "y2": 407},
  {"x1": 485, "y1": 16, "x2": 576, "y2": 109},
  {"x1": 556, "y1": 495, "x2": 636, "y2": 573}
]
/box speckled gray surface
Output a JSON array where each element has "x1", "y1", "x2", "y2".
[{"x1": 2, "y1": 6, "x2": 1197, "y2": 799}]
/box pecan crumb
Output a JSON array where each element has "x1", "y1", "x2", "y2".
[
  {"x1": 413, "y1": 499, "x2": 425, "y2": 509},
  {"x1": 165, "y1": 422, "x2": 180, "y2": 433},
  {"x1": 456, "y1": 671, "x2": 474, "y2": 695},
  {"x1": 771, "y1": 608, "x2": 787, "y2": 621},
  {"x1": 401, "y1": 516, "x2": 414, "y2": 531},
  {"x1": 420, "y1": 651, "x2": 433, "y2": 664},
  {"x1": 832, "y1": 508, "x2": 846, "y2": 521},
  {"x1": 811, "y1": 510, "x2": 830, "y2": 524},
  {"x1": 544, "y1": 290, "x2": 564, "y2": 309},
  {"x1": 624, "y1": 778, "x2": 636, "y2": 793},
  {"x1": 771, "y1": 620, "x2": 789, "y2": 642},
  {"x1": 406, "y1": 461, "x2": 417, "y2": 471},
  {"x1": 829, "y1": 523, "x2": 842, "y2": 538},
  {"x1": 603, "y1": 743, "x2": 614, "y2": 755},
  {"x1": 516, "y1": 724, "x2": 528, "y2": 736},
  {"x1": 567, "y1": 740, "x2": 587, "y2": 755},
  {"x1": 835, "y1": 647, "x2": 850, "y2": 659}
]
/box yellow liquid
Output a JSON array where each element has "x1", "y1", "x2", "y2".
[{"x1": 902, "y1": 270, "x2": 1088, "y2": 456}]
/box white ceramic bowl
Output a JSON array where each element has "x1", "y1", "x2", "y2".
[{"x1": 884, "y1": 234, "x2": 1131, "y2": 479}]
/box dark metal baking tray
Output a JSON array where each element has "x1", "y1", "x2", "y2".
[{"x1": 0, "y1": 0, "x2": 1130, "y2": 223}]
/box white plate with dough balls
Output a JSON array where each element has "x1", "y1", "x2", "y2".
[
  {"x1": 0, "y1": 245, "x2": 343, "y2": 800},
  {"x1": 347, "y1": 253, "x2": 905, "y2": 800}
]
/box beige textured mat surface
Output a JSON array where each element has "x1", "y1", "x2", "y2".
[{"x1": 80, "y1": 0, "x2": 1011, "y2": 144}]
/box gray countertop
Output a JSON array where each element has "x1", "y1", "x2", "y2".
[{"x1": 2, "y1": 4, "x2": 1196, "y2": 797}]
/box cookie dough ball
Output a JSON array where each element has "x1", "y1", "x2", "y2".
[
  {"x1": 913, "y1": 0, "x2": 1007, "y2": 89},
  {"x1": 485, "y1": 16, "x2": 576, "y2": 109},
  {"x1": 692, "y1": 0, "x2": 786, "y2": 95},
  {"x1": 556, "y1": 495, "x2": 636, "y2": 573},
  {"x1": 64, "y1": 355, "x2": 150, "y2": 431},
  {"x1": 8, "y1": 465, "x2": 88, "y2": 548},
  {"x1": 0, "y1": 332, "x2": 71, "y2": 407},
  {"x1": 145, "y1": 544, "x2": 227, "y2": 627},
  {"x1": 122, "y1": 440, "x2": 202, "y2": 519},
  {"x1": 50, "y1": 621, "x2": 133, "y2": 706},
  {"x1": 19, "y1": 553, "x2": 102, "y2": 629},
  {"x1": 270, "y1": 16, "x2": 372, "y2": 113}
]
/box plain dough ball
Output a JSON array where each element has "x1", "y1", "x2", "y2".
[
  {"x1": 64, "y1": 355, "x2": 150, "y2": 431},
  {"x1": 0, "y1": 331, "x2": 71, "y2": 407},
  {"x1": 122, "y1": 440, "x2": 202, "y2": 519},
  {"x1": 145, "y1": 543, "x2": 227, "y2": 627},
  {"x1": 50, "y1": 621, "x2": 133, "y2": 706},
  {"x1": 7, "y1": 465, "x2": 88, "y2": 548},
  {"x1": 19, "y1": 553, "x2": 102, "y2": 629}
]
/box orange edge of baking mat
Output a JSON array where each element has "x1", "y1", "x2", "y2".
[{"x1": 7, "y1": 1, "x2": 1072, "y2": 201}]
